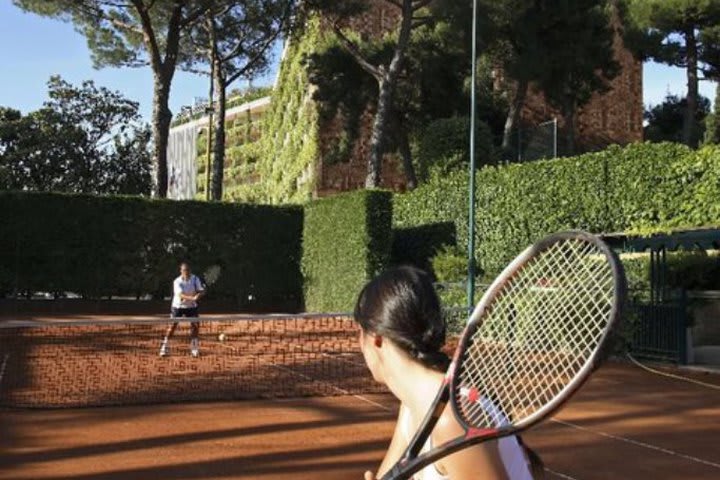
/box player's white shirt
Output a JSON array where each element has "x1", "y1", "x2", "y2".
[{"x1": 172, "y1": 274, "x2": 204, "y2": 309}]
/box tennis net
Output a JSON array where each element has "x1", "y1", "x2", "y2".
[{"x1": 0, "y1": 314, "x2": 387, "y2": 408}]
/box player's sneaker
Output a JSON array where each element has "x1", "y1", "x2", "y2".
[
  {"x1": 190, "y1": 338, "x2": 200, "y2": 358},
  {"x1": 159, "y1": 340, "x2": 169, "y2": 357}
]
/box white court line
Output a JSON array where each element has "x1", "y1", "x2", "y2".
[
  {"x1": 552, "y1": 419, "x2": 720, "y2": 470},
  {"x1": 0, "y1": 353, "x2": 9, "y2": 389},
  {"x1": 627, "y1": 354, "x2": 720, "y2": 391},
  {"x1": 545, "y1": 467, "x2": 580, "y2": 480}
]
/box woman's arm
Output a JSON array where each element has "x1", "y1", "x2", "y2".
[{"x1": 371, "y1": 405, "x2": 411, "y2": 479}]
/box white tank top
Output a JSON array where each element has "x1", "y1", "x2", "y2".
[{"x1": 399, "y1": 403, "x2": 534, "y2": 480}]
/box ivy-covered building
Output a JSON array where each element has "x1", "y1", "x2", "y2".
[{"x1": 169, "y1": 0, "x2": 643, "y2": 204}]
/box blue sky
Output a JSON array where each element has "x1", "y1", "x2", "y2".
[{"x1": 0, "y1": 2, "x2": 716, "y2": 123}]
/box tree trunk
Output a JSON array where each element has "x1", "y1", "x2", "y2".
[
  {"x1": 211, "y1": 66, "x2": 226, "y2": 201},
  {"x1": 563, "y1": 98, "x2": 576, "y2": 156},
  {"x1": 683, "y1": 28, "x2": 699, "y2": 147},
  {"x1": 365, "y1": 0, "x2": 414, "y2": 188},
  {"x1": 396, "y1": 120, "x2": 417, "y2": 190},
  {"x1": 151, "y1": 75, "x2": 172, "y2": 198},
  {"x1": 502, "y1": 78, "x2": 529, "y2": 152},
  {"x1": 367, "y1": 78, "x2": 392, "y2": 188}
]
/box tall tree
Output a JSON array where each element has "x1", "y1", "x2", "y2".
[
  {"x1": 186, "y1": 0, "x2": 292, "y2": 201},
  {"x1": 306, "y1": 1, "x2": 474, "y2": 189},
  {"x1": 536, "y1": 0, "x2": 619, "y2": 155},
  {"x1": 14, "y1": 0, "x2": 212, "y2": 197},
  {"x1": 645, "y1": 93, "x2": 711, "y2": 144},
  {"x1": 627, "y1": 0, "x2": 720, "y2": 147},
  {"x1": 705, "y1": 84, "x2": 720, "y2": 145},
  {"x1": 0, "y1": 76, "x2": 151, "y2": 194},
  {"x1": 476, "y1": 0, "x2": 553, "y2": 152},
  {"x1": 308, "y1": 0, "x2": 435, "y2": 188}
]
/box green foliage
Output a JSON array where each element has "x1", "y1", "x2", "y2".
[
  {"x1": 254, "y1": 16, "x2": 321, "y2": 204},
  {"x1": 431, "y1": 246, "x2": 468, "y2": 283},
  {"x1": 651, "y1": 145, "x2": 720, "y2": 229},
  {"x1": 390, "y1": 222, "x2": 456, "y2": 274},
  {"x1": 705, "y1": 85, "x2": 720, "y2": 145},
  {"x1": 645, "y1": 93, "x2": 711, "y2": 143},
  {"x1": 627, "y1": 0, "x2": 720, "y2": 146},
  {"x1": 0, "y1": 191, "x2": 303, "y2": 310},
  {"x1": 0, "y1": 76, "x2": 151, "y2": 195},
  {"x1": 415, "y1": 117, "x2": 495, "y2": 179},
  {"x1": 302, "y1": 190, "x2": 392, "y2": 312},
  {"x1": 305, "y1": 2, "x2": 481, "y2": 172},
  {"x1": 622, "y1": 250, "x2": 720, "y2": 292},
  {"x1": 394, "y1": 142, "x2": 706, "y2": 276}
]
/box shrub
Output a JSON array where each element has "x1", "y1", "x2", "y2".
[
  {"x1": 302, "y1": 190, "x2": 392, "y2": 312},
  {"x1": 0, "y1": 191, "x2": 303, "y2": 311},
  {"x1": 416, "y1": 116, "x2": 495, "y2": 180},
  {"x1": 390, "y1": 222, "x2": 456, "y2": 274},
  {"x1": 394, "y1": 142, "x2": 704, "y2": 277}
]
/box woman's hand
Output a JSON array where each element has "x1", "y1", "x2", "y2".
[{"x1": 364, "y1": 471, "x2": 376, "y2": 480}]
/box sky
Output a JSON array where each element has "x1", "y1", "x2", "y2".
[{"x1": 0, "y1": 2, "x2": 716, "y2": 123}]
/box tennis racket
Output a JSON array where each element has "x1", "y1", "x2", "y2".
[
  {"x1": 201, "y1": 264, "x2": 222, "y2": 288},
  {"x1": 381, "y1": 231, "x2": 626, "y2": 480}
]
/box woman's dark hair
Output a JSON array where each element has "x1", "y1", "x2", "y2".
[{"x1": 354, "y1": 266, "x2": 450, "y2": 372}]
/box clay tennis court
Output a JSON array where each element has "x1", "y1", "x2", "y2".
[{"x1": 1, "y1": 315, "x2": 719, "y2": 479}]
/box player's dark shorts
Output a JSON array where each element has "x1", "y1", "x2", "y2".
[{"x1": 171, "y1": 307, "x2": 199, "y2": 328}]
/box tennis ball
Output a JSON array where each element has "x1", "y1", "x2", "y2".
[{"x1": 218, "y1": 333, "x2": 226, "y2": 342}]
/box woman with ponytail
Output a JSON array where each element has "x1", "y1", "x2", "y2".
[{"x1": 355, "y1": 266, "x2": 543, "y2": 480}]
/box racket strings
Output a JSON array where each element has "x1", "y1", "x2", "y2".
[{"x1": 456, "y1": 238, "x2": 615, "y2": 430}]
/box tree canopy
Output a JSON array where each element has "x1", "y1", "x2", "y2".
[{"x1": 0, "y1": 76, "x2": 151, "y2": 195}]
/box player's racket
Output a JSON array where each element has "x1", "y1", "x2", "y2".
[
  {"x1": 201, "y1": 264, "x2": 222, "y2": 287},
  {"x1": 381, "y1": 231, "x2": 626, "y2": 480}
]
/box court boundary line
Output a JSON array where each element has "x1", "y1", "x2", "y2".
[
  {"x1": 544, "y1": 467, "x2": 580, "y2": 480},
  {"x1": 552, "y1": 419, "x2": 720, "y2": 470},
  {"x1": 626, "y1": 354, "x2": 720, "y2": 391}
]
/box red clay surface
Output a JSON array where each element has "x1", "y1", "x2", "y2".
[
  {"x1": 0, "y1": 315, "x2": 384, "y2": 407},
  {"x1": 1, "y1": 362, "x2": 719, "y2": 480}
]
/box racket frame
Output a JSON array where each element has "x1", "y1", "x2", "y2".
[{"x1": 382, "y1": 231, "x2": 626, "y2": 480}]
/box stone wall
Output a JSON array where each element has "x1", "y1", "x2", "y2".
[
  {"x1": 315, "y1": 1, "x2": 407, "y2": 197},
  {"x1": 520, "y1": 18, "x2": 644, "y2": 152}
]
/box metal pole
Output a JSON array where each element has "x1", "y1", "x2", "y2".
[
  {"x1": 553, "y1": 117, "x2": 558, "y2": 158},
  {"x1": 467, "y1": 0, "x2": 478, "y2": 310},
  {"x1": 205, "y1": 28, "x2": 215, "y2": 202}
]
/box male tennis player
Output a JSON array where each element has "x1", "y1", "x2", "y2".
[{"x1": 159, "y1": 262, "x2": 205, "y2": 358}]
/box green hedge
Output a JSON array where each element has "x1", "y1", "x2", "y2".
[
  {"x1": 302, "y1": 190, "x2": 392, "y2": 311},
  {"x1": 0, "y1": 191, "x2": 303, "y2": 311},
  {"x1": 390, "y1": 222, "x2": 456, "y2": 275},
  {"x1": 395, "y1": 142, "x2": 720, "y2": 278}
]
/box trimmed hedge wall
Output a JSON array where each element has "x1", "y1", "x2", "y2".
[
  {"x1": 393, "y1": 142, "x2": 720, "y2": 277},
  {"x1": 0, "y1": 191, "x2": 303, "y2": 311},
  {"x1": 390, "y1": 222, "x2": 457, "y2": 275},
  {"x1": 302, "y1": 190, "x2": 392, "y2": 312}
]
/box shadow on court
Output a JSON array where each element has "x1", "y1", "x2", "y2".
[
  {"x1": 1, "y1": 363, "x2": 719, "y2": 480},
  {"x1": 0, "y1": 395, "x2": 398, "y2": 480}
]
